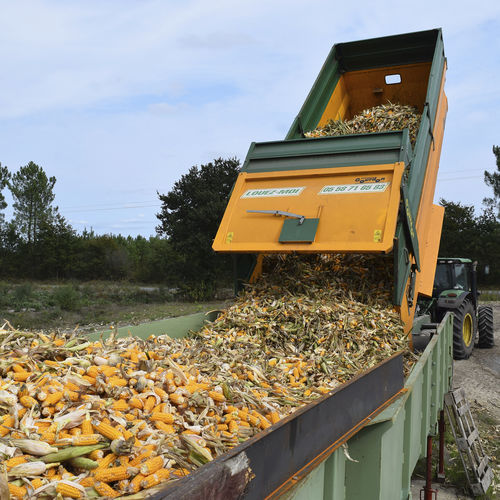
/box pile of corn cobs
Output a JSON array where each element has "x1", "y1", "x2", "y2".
[
  {"x1": 0, "y1": 254, "x2": 412, "y2": 498},
  {"x1": 305, "y1": 102, "x2": 421, "y2": 145}
]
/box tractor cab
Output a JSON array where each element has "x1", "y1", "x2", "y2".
[{"x1": 433, "y1": 258, "x2": 476, "y2": 304}]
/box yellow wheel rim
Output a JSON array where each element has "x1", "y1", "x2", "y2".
[{"x1": 463, "y1": 313, "x2": 473, "y2": 346}]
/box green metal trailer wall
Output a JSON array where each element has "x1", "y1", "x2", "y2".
[{"x1": 283, "y1": 313, "x2": 453, "y2": 500}]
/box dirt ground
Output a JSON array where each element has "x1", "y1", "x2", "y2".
[{"x1": 411, "y1": 302, "x2": 500, "y2": 499}]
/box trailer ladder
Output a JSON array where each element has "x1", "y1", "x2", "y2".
[{"x1": 444, "y1": 388, "x2": 493, "y2": 496}]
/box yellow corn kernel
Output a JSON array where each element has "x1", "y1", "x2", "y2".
[
  {"x1": 55, "y1": 482, "x2": 83, "y2": 498},
  {"x1": 93, "y1": 421, "x2": 123, "y2": 441},
  {"x1": 82, "y1": 375, "x2": 96, "y2": 385},
  {"x1": 94, "y1": 481, "x2": 119, "y2": 498},
  {"x1": 140, "y1": 456, "x2": 163, "y2": 475},
  {"x1": 171, "y1": 467, "x2": 190, "y2": 477},
  {"x1": 44, "y1": 359, "x2": 60, "y2": 368},
  {"x1": 40, "y1": 431, "x2": 56, "y2": 444}
]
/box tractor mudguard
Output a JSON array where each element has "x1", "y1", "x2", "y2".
[{"x1": 436, "y1": 290, "x2": 469, "y2": 311}]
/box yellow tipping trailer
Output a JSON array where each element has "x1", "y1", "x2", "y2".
[{"x1": 213, "y1": 28, "x2": 448, "y2": 334}]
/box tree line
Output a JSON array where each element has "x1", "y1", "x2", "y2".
[
  {"x1": 0, "y1": 149, "x2": 499, "y2": 295},
  {"x1": 0, "y1": 159, "x2": 239, "y2": 298}
]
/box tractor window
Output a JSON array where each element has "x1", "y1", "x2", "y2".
[
  {"x1": 454, "y1": 263, "x2": 469, "y2": 291},
  {"x1": 435, "y1": 263, "x2": 453, "y2": 290}
]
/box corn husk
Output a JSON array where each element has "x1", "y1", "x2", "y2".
[
  {"x1": 8, "y1": 438, "x2": 57, "y2": 456},
  {"x1": 7, "y1": 461, "x2": 47, "y2": 477}
]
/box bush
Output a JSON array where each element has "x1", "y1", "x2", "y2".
[
  {"x1": 53, "y1": 285, "x2": 81, "y2": 311},
  {"x1": 13, "y1": 283, "x2": 33, "y2": 305},
  {"x1": 0, "y1": 281, "x2": 9, "y2": 307}
]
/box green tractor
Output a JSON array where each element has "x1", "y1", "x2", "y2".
[{"x1": 427, "y1": 258, "x2": 494, "y2": 359}]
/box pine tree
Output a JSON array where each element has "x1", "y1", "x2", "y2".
[
  {"x1": 483, "y1": 145, "x2": 500, "y2": 217},
  {"x1": 10, "y1": 161, "x2": 57, "y2": 245}
]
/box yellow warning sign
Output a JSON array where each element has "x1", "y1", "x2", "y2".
[{"x1": 373, "y1": 229, "x2": 382, "y2": 242}]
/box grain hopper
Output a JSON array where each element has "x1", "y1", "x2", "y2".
[{"x1": 213, "y1": 28, "x2": 447, "y2": 336}]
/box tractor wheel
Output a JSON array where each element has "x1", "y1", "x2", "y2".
[
  {"x1": 452, "y1": 299, "x2": 475, "y2": 360},
  {"x1": 477, "y1": 305, "x2": 494, "y2": 348}
]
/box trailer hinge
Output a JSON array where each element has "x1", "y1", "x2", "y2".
[
  {"x1": 425, "y1": 102, "x2": 435, "y2": 151},
  {"x1": 400, "y1": 183, "x2": 420, "y2": 272}
]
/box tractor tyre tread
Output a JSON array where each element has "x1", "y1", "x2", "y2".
[
  {"x1": 452, "y1": 299, "x2": 475, "y2": 360},
  {"x1": 477, "y1": 305, "x2": 494, "y2": 348}
]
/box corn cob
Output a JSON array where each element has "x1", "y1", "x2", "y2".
[
  {"x1": 149, "y1": 412, "x2": 175, "y2": 424},
  {"x1": 31, "y1": 477, "x2": 44, "y2": 490},
  {"x1": 140, "y1": 455, "x2": 163, "y2": 475},
  {"x1": 94, "y1": 465, "x2": 138, "y2": 483},
  {"x1": 8, "y1": 461, "x2": 47, "y2": 477},
  {"x1": 92, "y1": 420, "x2": 123, "y2": 441},
  {"x1": 129, "y1": 449, "x2": 153, "y2": 467},
  {"x1": 8, "y1": 483, "x2": 27, "y2": 499},
  {"x1": 140, "y1": 468, "x2": 170, "y2": 489},
  {"x1": 0, "y1": 415, "x2": 14, "y2": 436},
  {"x1": 79, "y1": 476, "x2": 95, "y2": 487},
  {"x1": 5, "y1": 456, "x2": 28, "y2": 469},
  {"x1": 95, "y1": 452, "x2": 117, "y2": 470},
  {"x1": 55, "y1": 481, "x2": 83, "y2": 498}
]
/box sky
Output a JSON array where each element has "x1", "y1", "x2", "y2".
[{"x1": 0, "y1": 1, "x2": 499, "y2": 237}]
